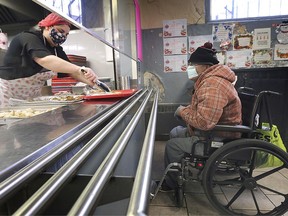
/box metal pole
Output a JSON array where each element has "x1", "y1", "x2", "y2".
[
  {"x1": 127, "y1": 90, "x2": 159, "y2": 216},
  {"x1": 0, "y1": 93, "x2": 137, "y2": 200},
  {"x1": 12, "y1": 89, "x2": 147, "y2": 216},
  {"x1": 68, "y1": 89, "x2": 153, "y2": 216}
]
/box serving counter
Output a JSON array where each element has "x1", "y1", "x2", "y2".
[
  {"x1": 0, "y1": 89, "x2": 159, "y2": 215},
  {"x1": 0, "y1": 101, "x2": 111, "y2": 179}
]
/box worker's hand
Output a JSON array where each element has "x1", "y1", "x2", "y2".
[
  {"x1": 82, "y1": 67, "x2": 98, "y2": 83},
  {"x1": 174, "y1": 105, "x2": 185, "y2": 120}
]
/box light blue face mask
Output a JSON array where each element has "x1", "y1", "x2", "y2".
[{"x1": 186, "y1": 66, "x2": 198, "y2": 79}]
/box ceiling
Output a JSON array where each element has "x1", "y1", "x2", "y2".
[
  {"x1": 0, "y1": 0, "x2": 50, "y2": 27},
  {"x1": 0, "y1": 0, "x2": 79, "y2": 32}
]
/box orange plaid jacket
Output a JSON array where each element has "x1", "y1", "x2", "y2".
[{"x1": 180, "y1": 64, "x2": 242, "y2": 138}]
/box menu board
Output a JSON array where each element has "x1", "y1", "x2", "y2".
[
  {"x1": 163, "y1": 19, "x2": 188, "y2": 72},
  {"x1": 188, "y1": 35, "x2": 213, "y2": 53},
  {"x1": 274, "y1": 44, "x2": 288, "y2": 60},
  {"x1": 252, "y1": 49, "x2": 273, "y2": 65},
  {"x1": 164, "y1": 55, "x2": 188, "y2": 73},
  {"x1": 233, "y1": 34, "x2": 253, "y2": 50},
  {"x1": 163, "y1": 19, "x2": 187, "y2": 38},
  {"x1": 253, "y1": 28, "x2": 271, "y2": 50},
  {"x1": 212, "y1": 24, "x2": 234, "y2": 42},
  {"x1": 163, "y1": 37, "x2": 187, "y2": 55},
  {"x1": 162, "y1": 20, "x2": 288, "y2": 70},
  {"x1": 226, "y1": 50, "x2": 252, "y2": 68}
]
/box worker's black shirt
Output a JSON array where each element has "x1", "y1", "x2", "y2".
[{"x1": 0, "y1": 30, "x2": 69, "y2": 80}]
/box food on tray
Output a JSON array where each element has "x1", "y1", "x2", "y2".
[
  {"x1": 49, "y1": 95, "x2": 83, "y2": 101},
  {"x1": 54, "y1": 91, "x2": 73, "y2": 95},
  {"x1": 34, "y1": 95, "x2": 84, "y2": 102},
  {"x1": 8, "y1": 95, "x2": 84, "y2": 106},
  {"x1": 0, "y1": 108, "x2": 57, "y2": 118},
  {"x1": 86, "y1": 89, "x2": 105, "y2": 94},
  {"x1": 86, "y1": 89, "x2": 119, "y2": 95}
]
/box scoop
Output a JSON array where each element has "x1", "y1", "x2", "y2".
[
  {"x1": 81, "y1": 67, "x2": 111, "y2": 92},
  {"x1": 94, "y1": 80, "x2": 111, "y2": 92}
]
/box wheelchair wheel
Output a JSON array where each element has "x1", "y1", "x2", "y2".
[{"x1": 202, "y1": 139, "x2": 288, "y2": 216}]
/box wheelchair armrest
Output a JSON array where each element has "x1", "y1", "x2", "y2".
[{"x1": 213, "y1": 124, "x2": 252, "y2": 133}]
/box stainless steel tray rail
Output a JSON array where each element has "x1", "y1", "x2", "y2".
[
  {"x1": 127, "y1": 90, "x2": 159, "y2": 216},
  {"x1": 11, "y1": 89, "x2": 149, "y2": 215},
  {"x1": 68, "y1": 89, "x2": 153, "y2": 216},
  {"x1": 0, "y1": 90, "x2": 143, "y2": 202}
]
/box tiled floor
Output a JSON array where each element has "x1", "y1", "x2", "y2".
[{"x1": 149, "y1": 141, "x2": 288, "y2": 216}]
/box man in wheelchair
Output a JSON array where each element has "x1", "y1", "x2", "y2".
[
  {"x1": 163, "y1": 42, "x2": 242, "y2": 191},
  {"x1": 152, "y1": 42, "x2": 288, "y2": 216}
]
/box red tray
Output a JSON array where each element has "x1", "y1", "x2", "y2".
[{"x1": 83, "y1": 89, "x2": 138, "y2": 100}]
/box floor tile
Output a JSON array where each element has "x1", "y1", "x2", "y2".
[
  {"x1": 151, "y1": 141, "x2": 166, "y2": 180},
  {"x1": 221, "y1": 186, "x2": 275, "y2": 210},
  {"x1": 148, "y1": 205, "x2": 188, "y2": 216},
  {"x1": 267, "y1": 194, "x2": 287, "y2": 209},
  {"x1": 185, "y1": 193, "x2": 221, "y2": 216},
  {"x1": 150, "y1": 191, "x2": 180, "y2": 207},
  {"x1": 184, "y1": 179, "x2": 210, "y2": 194},
  {"x1": 149, "y1": 140, "x2": 288, "y2": 215},
  {"x1": 254, "y1": 169, "x2": 288, "y2": 194},
  {"x1": 279, "y1": 167, "x2": 288, "y2": 179}
]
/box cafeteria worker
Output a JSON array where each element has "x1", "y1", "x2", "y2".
[{"x1": 0, "y1": 13, "x2": 97, "y2": 107}]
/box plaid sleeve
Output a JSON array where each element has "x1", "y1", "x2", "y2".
[{"x1": 181, "y1": 85, "x2": 228, "y2": 131}]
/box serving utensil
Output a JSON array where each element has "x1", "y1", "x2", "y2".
[{"x1": 81, "y1": 67, "x2": 111, "y2": 92}]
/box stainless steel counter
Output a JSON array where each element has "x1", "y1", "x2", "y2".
[
  {"x1": 0, "y1": 89, "x2": 159, "y2": 215},
  {"x1": 0, "y1": 101, "x2": 113, "y2": 180}
]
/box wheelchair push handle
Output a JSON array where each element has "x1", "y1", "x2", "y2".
[
  {"x1": 238, "y1": 87, "x2": 281, "y2": 97},
  {"x1": 261, "y1": 90, "x2": 282, "y2": 96},
  {"x1": 238, "y1": 87, "x2": 255, "y2": 93}
]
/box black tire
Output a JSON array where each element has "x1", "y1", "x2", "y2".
[{"x1": 202, "y1": 139, "x2": 288, "y2": 216}]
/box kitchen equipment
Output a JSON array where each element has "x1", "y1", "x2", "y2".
[
  {"x1": 120, "y1": 76, "x2": 131, "y2": 90},
  {"x1": 51, "y1": 77, "x2": 78, "y2": 94},
  {"x1": 72, "y1": 86, "x2": 85, "y2": 95}
]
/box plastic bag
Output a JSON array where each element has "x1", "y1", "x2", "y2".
[{"x1": 254, "y1": 123, "x2": 287, "y2": 168}]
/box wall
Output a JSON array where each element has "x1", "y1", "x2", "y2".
[
  {"x1": 139, "y1": 0, "x2": 206, "y2": 103},
  {"x1": 62, "y1": 29, "x2": 114, "y2": 79},
  {"x1": 139, "y1": 0, "x2": 205, "y2": 29},
  {"x1": 141, "y1": 19, "x2": 288, "y2": 101}
]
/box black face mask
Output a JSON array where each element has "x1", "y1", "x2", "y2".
[{"x1": 50, "y1": 28, "x2": 66, "y2": 46}]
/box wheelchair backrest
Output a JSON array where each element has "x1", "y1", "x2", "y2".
[
  {"x1": 238, "y1": 87, "x2": 280, "y2": 131},
  {"x1": 238, "y1": 91, "x2": 257, "y2": 128}
]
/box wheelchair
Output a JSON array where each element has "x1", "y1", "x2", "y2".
[{"x1": 151, "y1": 87, "x2": 288, "y2": 216}]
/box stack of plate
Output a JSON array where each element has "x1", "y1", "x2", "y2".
[
  {"x1": 67, "y1": 54, "x2": 87, "y2": 66},
  {"x1": 51, "y1": 77, "x2": 78, "y2": 94},
  {"x1": 51, "y1": 54, "x2": 87, "y2": 94}
]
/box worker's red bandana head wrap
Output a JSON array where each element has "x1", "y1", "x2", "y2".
[{"x1": 38, "y1": 13, "x2": 71, "y2": 27}]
